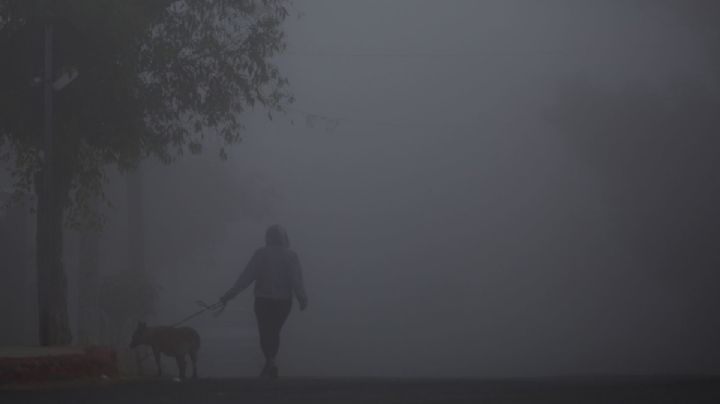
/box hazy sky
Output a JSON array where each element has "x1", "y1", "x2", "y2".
[{"x1": 92, "y1": 1, "x2": 720, "y2": 378}]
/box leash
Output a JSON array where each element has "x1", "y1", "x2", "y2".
[{"x1": 170, "y1": 300, "x2": 226, "y2": 327}]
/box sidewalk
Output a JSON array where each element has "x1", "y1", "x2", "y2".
[{"x1": 0, "y1": 346, "x2": 118, "y2": 386}]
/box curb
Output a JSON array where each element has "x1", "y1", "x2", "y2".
[{"x1": 0, "y1": 347, "x2": 118, "y2": 386}]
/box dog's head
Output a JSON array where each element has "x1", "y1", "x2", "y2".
[{"x1": 129, "y1": 321, "x2": 148, "y2": 348}]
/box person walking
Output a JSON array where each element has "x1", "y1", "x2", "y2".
[{"x1": 220, "y1": 224, "x2": 308, "y2": 379}]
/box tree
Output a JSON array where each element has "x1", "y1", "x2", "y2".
[{"x1": 0, "y1": 0, "x2": 293, "y2": 345}]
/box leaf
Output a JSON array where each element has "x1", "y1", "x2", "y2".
[{"x1": 0, "y1": 0, "x2": 293, "y2": 230}]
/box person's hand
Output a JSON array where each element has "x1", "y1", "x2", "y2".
[
  {"x1": 219, "y1": 295, "x2": 229, "y2": 306},
  {"x1": 299, "y1": 298, "x2": 308, "y2": 311}
]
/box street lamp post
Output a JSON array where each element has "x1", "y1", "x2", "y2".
[{"x1": 37, "y1": 20, "x2": 56, "y2": 346}]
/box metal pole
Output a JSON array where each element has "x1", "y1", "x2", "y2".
[
  {"x1": 38, "y1": 21, "x2": 53, "y2": 345},
  {"x1": 43, "y1": 23, "x2": 53, "y2": 166}
]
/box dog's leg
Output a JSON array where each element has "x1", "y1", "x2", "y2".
[
  {"x1": 175, "y1": 355, "x2": 187, "y2": 379},
  {"x1": 153, "y1": 348, "x2": 162, "y2": 377},
  {"x1": 189, "y1": 349, "x2": 198, "y2": 379}
]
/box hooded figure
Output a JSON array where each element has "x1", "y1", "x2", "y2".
[
  {"x1": 220, "y1": 225, "x2": 308, "y2": 379},
  {"x1": 265, "y1": 224, "x2": 290, "y2": 247}
]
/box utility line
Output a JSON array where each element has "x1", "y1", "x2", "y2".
[
  {"x1": 284, "y1": 105, "x2": 497, "y2": 131},
  {"x1": 281, "y1": 43, "x2": 677, "y2": 59}
]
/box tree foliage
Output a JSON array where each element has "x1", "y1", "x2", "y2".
[{"x1": 0, "y1": 0, "x2": 293, "y2": 225}]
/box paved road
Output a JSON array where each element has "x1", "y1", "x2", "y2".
[{"x1": 3, "y1": 377, "x2": 720, "y2": 403}]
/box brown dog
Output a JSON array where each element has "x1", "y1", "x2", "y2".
[{"x1": 129, "y1": 321, "x2": 201, "y2": 379}]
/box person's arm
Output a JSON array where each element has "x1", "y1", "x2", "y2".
[
  {"x1": 290, "y1": 252, "x2": 308, "y2": 310},
  {"x1": 220, "y1": 250, "x2": 260, "y2": 304}
]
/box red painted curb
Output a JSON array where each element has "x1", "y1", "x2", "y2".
[{"x1": 0, "y1": 347, "x2": 118, "y2": 385}]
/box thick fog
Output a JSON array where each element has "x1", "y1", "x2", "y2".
[{"x1": 9, "y1": 1, "x2": 718, "y2": 378}]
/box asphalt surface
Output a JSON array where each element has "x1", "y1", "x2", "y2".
[{"x1": 2, "y1": 377, "x2": 720, "y2": 403}]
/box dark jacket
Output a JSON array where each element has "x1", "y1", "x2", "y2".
[{"x1": 222, "y1": 225, "x2": 308, "y2": 304}]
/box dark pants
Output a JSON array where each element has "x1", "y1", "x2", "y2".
[{"x1": 254, "y1": 297, "x2": 292, "y2": 361}]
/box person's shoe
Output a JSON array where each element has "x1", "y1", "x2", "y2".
[
  {"x1": 259, "y1": 364, "x2": 272, "y2": 379},
  {"x1": 269, "y1": 365, "x2": 279, "y2": 380}
]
